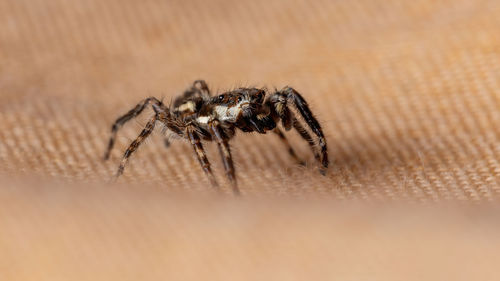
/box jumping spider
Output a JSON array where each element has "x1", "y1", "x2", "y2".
[{"x1": 104, "y1": 80, "x2": 328, "y2": 194}]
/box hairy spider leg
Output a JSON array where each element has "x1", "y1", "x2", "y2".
[
  {"x1": 154, "y1": 103, "x2": 220, "y2": 189},
  {"x1": 272, "y1": 128, "x2": 305, "y2": 166},
  {"x1": 267, "y1": 93, "x2": 321, "y2": 167},
  {"x1": 192, "y1": 79, "x2": 211, "y2": 96},
  {"x1": 115, "y1": 116, "x2": 157, "y2": 178},
  {"x1": 292, "y1": 119, "x2": 321, "y2": 164},
  {"x1": 186, "y1": 126, "x2": 219, "y2": 188},
  {"x1": 282, "y1": 87, "x2": 329, "y2": 171},
  {"x1": 152, "y1": 103, "x2": 185, "y2": 152},
  {"x1": 175, "y1": 80, "x2": 212, "y2": 105},
  {"x1": 104, "y1": 97, "x2": 162, "y2": 160},
  {"x1": 268, "y1": 88, "x2": 328, "y2": 173},
  {"x1": 208, "y1": 120, "x2": 239, "y2": 195},
  {"x1": 270, "y1": 96, "x2": 293, "y2": 130}
]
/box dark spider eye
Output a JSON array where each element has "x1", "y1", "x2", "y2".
[
  {"x1": 237, "y1": 96, "x2": 242, "y2": 103},
  {"x1": 217, "y1": 95, "x2": 224, "y2": 102}
]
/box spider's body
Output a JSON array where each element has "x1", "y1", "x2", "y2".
[{"x1": 104, "y1": 80, "x2": 328, "y2": 194}]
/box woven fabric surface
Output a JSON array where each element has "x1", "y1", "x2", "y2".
[
  {"x1": 2, "y1": 0, "x2": 500, "y2": 279},
  {"x1": 1, "y1": 0, "x2": 500, "y2": 199}
]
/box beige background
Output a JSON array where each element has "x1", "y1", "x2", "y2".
[
  {"x1": 1, "y1": 0, "x2": 500, "y2": 199},
  {"x1": 1, "y1": 0, "x2": 500, "y2": 279}
]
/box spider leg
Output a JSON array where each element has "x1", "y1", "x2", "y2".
[
  {"x1": 270, "y1": 97, "x2": 293, "y2": 130},
  {"x1": 292, "y1": 119, "x2": 321, "y2": 164},
  {"x1": 192, "y1": 79, "x2": 211, "y2": 97},
  {"x1": 272, "y1": 128, "x2": 305, "y2": 166},
  {"x1": 114, "y1": 116, "x2": 157, "y2": 178},
  {"x1": 269, "y1": 95, "x2": 320, "y2": 163},
  {"x1": 208, "y1": 120, "x2": 239, "y2": 195},
  {"x1": 281, "y1": 87, "x2": 328, "y2": 171},
  {"x1": 186, "y1": 126, "x2": 219, "y2": 188},
  {"x1": 104, "y1": 97, "x2": 162, "y2": 160},
  {"x1": 270, "y1": 87, "x2": 329, "y2": 173},
  {"x1": 155, "y1": 104, "x2": 219, "y2": 188}
]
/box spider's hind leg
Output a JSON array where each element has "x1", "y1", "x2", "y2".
[
  {"x1": 177, "y1": 80, "x2": 211, "y2": 103},
  {"x1": 104, "y1": 97, "x2": 162, "y2": 160},
  {"x1": 114, "y1": 116, "x2": 157, "y2": 178},
  {"x1": 192, "y1": 80, "x2": 211, "y2": 96}
]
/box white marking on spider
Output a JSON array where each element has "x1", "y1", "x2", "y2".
[
  {"x1": 196, "y1": 116, "x2": 210, "y2": 124},
  {"x1": 177, "y1": 101, "x2": 196, "y2": 112},
  {"x1": 214, "y1": 98, "x2": 250, "y2": 122}
]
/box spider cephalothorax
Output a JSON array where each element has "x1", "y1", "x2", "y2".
[{"x1": 104, "y1": 80, "x2": 328, "y2": 194}]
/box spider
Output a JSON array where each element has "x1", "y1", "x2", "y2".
[{"x1": 104, "y1": 80, "x2": 328, "y2": 194}]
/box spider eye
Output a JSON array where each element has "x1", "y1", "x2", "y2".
[
  {"x1": 217, "y1": 95, "x2": 224, "y2": 102},
  {"x1": 237, "y1": 96, "x2": 242, "y2": 103}
]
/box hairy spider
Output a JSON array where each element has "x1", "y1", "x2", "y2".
[{"x1": 104, "y1": 80, "x2": 328, "y2": 194}]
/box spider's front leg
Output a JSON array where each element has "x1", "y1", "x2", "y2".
[
  {"x1": 292, "y1": 120, "x2": 321, "y2": 163},
  {"x1": 208, "y1": 120, "x2": 239, "y2": 195},
  {"x1": 268, "y1": 87, "x2": 329, "y2": 173}
]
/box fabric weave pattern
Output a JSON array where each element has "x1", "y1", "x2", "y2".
[
  {"x1": 2, "y1": 1, "x2": 500, "y2": 280},
  {"x1": 1, "y1": 0, "x2": 500, "y2": 200}
]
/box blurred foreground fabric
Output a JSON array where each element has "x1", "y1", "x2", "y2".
[
  {"x1": 2, "y1": 179, "x2": 500, "y2": 280},
  {"x1": 1, "y1": 0, "x2": 500, "y2": 279}
]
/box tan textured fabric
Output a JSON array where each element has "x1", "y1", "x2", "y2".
[
  {"x1": 2, "y1": 0, "x2": 500, "y2": 279},
  {"x1": 2, "y1": 0, "x2": 500, "y2": 199},
  {"x1": 2, "y1": 180, "x2": 500, "y2": 281},
  {"x1": 1, "y1": 0, "x2": 500, "y2": 199}
]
